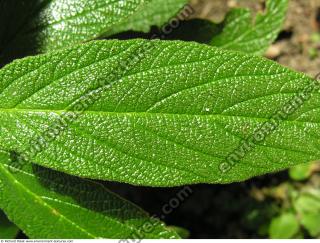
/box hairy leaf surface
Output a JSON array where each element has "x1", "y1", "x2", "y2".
[
  {"x1": 0, "y1": 40, "x2": 319, "y2": 186},
  {"x1": 0, "y1": 150, "x2": 178, "y2": 238},
  {"x1": 0, "y1": 0, "x2": 149, "y2": 64},
  {"x1": 108, "y1": 0, "x2": 190, "y2": 35},
  {"x1": 210, "y1": 0, "x2": 288, "y2": 55}
]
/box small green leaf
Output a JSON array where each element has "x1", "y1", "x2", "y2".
[
  {"x1": 294, "y1": 193, "x2": 320, "y2": 215},
  {"x1": 210, "y1": 0, "x2": 288, "y2": 55},
  {"x1": 293, "y1": 192, "x2": 320, "y2": 237},
  {"x1": 0, "y1": 210, "x2": 19, "y2": 239},
  {"x1": 269, "y1": 213, "x2": 300, "y2": 239},
  {"x1": 0, "y1": 150, "x2": 179, "y2": 239},
  {"x1": 289, "y1": 162, "x2": 314, "y2": 181},
  {"x1": 0, "y1": 39, "x2": 319, "y2": 186},
  {"x1": 300, "y1": 212, "x2": 320, "y2": 237}
]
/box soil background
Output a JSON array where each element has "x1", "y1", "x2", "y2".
[{"x1": 107, "y1": 0, "x2": 320, "y2": 239}]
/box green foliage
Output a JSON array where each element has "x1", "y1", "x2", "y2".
[
  {"x1": 289, "y1": 162, "x2": 314, "y2": 181},
  {"x1": 294, "y1": 192, "x2": 320, "y2": 213},
  {"x1": 0, "y1": 150, "x2": 178, "y2": 239},
  {"x1": 0, "y1": 39, "x2": 318, "y2": 186},
  {"x1": 0, "y1": 210, "x2": 19, "y2": 239},
  {"x1": 0, "y1": 0, "x2": 186, "y2": 65},
  {"x1": 239, "y1": 162, "x2": 320, "y2": 239},
  {"x1": 0, "y1": 0, "x2": 315, "y2": 239},
  {"x1": 108, "y1": 0, "x2": 189, "y2": 35},
  {"x1": 210, "y1": 0, "x2": 288, "y2": 55},
  {"x1": 294, "y1": 191, "x2": 320, "y2": 237},
  {"x1": 0, "y1": 0, "x2": 145, "y2": 61},
  {"x1": 300, "y1": 213, "x2": 320, "y2": 237},
  {"x1": 154, "y1": 0, "x2": 288, "y2": 55},
  {"x1": 264, "y1": 181, "x2": 320, "y2": 239},
  {"x1": 269, "y1": 212, "x2": 300, "y2": 239},
  {"x1": 0, "y1": 0, "x2": 192, "y2": 238}
]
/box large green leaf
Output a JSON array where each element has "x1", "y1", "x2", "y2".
[
  {"x1": 0, "y1": 149, "x2": 178, "y2": 239},
  {"x1": 0, "y1": 39, "x2": 319, "y2": 187},
  {"x1": 289, "y1": 162, "x2": 314, "y2": 181},
  {"x1": 210, "y1": 0, "x2": 288, "y2": 55},
  {"x1": 0, "y1": 0, "x2": 150, "y2": 64},
  {"x1": 108, "y1": 0, "x2": 190, "y2": 35},
  {"x1": 0, "y1": 210, "x2": 19, "y2": 239}
]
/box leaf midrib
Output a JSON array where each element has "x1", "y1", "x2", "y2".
[
  {"x1": 0, "y1": 148, "x2": 161, "y2": 238},
  {"x1": 0, "y1": 108, "x2": 319, "y2": 125},
  {"x1": 0, "y1": 160, "x2": 162, "y2": 239}
]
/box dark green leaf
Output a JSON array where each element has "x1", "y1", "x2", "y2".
[
  {"x1": 289, "y1": 162, "x2": 314, "y2": 181},
  {"x1": 294, "y1": 193, "x2": 320, "y2": 215},
  {"x1": 0, "y1": 0, "x2": 160, "y2": 65},
  {"x1": 0, "y1": 150, "x2": 179, "y2": 239},
  {"x1": 300, "y1": 212, "x2": 320, "y2": 237},
  {"x1": 269, "y1": 213, "x2": 300, "y2": 239},
  {"x1": 294, "y1": 191, "x2": 320, "y2": 237},
  {"x1": 0, "y1": 210, "x2": 19, "y2": 239}
]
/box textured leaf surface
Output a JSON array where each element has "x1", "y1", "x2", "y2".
[
  {"x1": 108, "y1": 0, "x2": 189, "y2": 35},
  {"x1": 0, "y1": 39, "x2": 319, "y2": 186},
  {"x1": 0, "y1": 0, "x2": 149, "y2": 65},
  {"x1": 0, "y1": 210, "x2": 19, "y2": 239},
  {"x1": 0, "y1": 150, "x2": 178, "y2": 239},
  {"x1": 210, "y1": 0, "x2": 288, "y2": 55}
]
